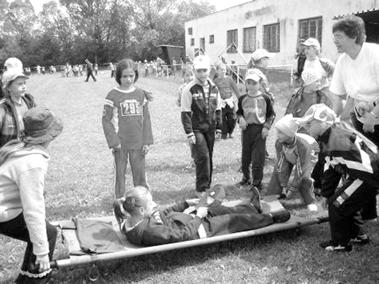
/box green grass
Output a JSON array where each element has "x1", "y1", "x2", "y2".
[{"x1": 0, "y1": 72, "x2": 378, "y2": 283}]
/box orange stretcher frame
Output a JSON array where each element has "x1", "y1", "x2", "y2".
[{"x1": 51, "y1": 198, "x2": 328, "y2": 269}]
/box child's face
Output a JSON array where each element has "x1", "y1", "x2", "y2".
[
  {"x1": 245, "y1": 79, "x2": 260, "y2": 93},
  {"x1": 195, "y1": 68, "x2": 209, "y2": 84},
  {"x1": 142, "y1": 193, "x2": 157, "y2": 217},
  {"x1": 259, "y1": 57, "x2": 269, "y2": 68},
  {"x1": 304, "y1": 46, "x2": 317, "y2": 58},
  {"x1": 8, "y1": 77, "x2": 27, "y2": 98},
  {"x1": 183, "y1": 72, "x2": 194, "y2": 83},
  {"x1": 277, "y1": 129, "x2": 293, "y2": 143},
  {"x1": 217, "y1": 66, "x2": 227, "y2": 77},
  {"x1": 120, "y1": 68, "x2": 135, "y2": 88}
]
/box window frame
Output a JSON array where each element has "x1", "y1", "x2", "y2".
[
  {"x1": 243, "y1": 26, "x2": 256, "y2": 53},
  {"x1": 298, "y1": 16, "x2": 323, "y2": 46},
  {"x1": 190, "y1": 38, "x2": 195, "y2": 46},
  {"x1": 188, "y1": 27, "x2": 193, "y2": 35},
  {"x1": 263, "y1": 23, "x2": 280, "y2": 52},
  {"x1": 226, "y1": 29, "x2": 238, "y2": 53},
  {"x1": 209, "y1": 34, "x2": 214, "y2": 44}
]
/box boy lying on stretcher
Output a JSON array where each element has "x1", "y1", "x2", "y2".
[{"x1": 113, "y1": 185, "x2": 290, "y2": 246}]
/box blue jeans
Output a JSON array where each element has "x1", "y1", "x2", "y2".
[
  {"x1": 192, "y1": 131, "x2": 215, "y2": 192},
  {"x1": 0, "y1": 213, "x2": 57, "y2": 283}
]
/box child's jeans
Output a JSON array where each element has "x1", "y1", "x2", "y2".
[
  {"x1": 192, "y1": 131, "x2": 215, "y2": 192},
  {"x1": 266, "y1": 161, "x2": 316, "y2": 205},
  {"x1": 113, "y1": 145, "x2": 148, "y2": 198},
  {"x1": 0, "y1": 213, "x2": 57, "y2": 283},
  {"x1": 241, "y1": 124, "x2": 265, "y2": 186}
]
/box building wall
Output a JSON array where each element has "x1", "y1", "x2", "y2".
[{"x1": 185, "y1": 0, "x2": 379, "y2": 67}]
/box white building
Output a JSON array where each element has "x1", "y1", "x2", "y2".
[{"x1": 184, "y1": 0, "x2": 379, "y2": 67}]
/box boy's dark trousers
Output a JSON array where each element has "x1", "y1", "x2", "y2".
[
  {"x1": 202, "y1": 203, "x2": 273, "y2": 236},
  {"x1": 221, "y1": 105, "x2": 236, "y2": 138},
  {"x1": 0, "y1": 213, "x2": 57, "y2": 283},
  {"x1": 192, "y1": 131, "x2": 215, "y2": 192},
  {"x1": 241, "y1": 124, "x2": 265, "y2": 186},
  {"x1": 113, "y1": 144, "x2": 148, "y2": 198},
  {"x1": 327, "y1": 178, "x2": 377, "y2": 245},
  {"x1": 85, "y1": 71, "x2": 96, "y2": 82}
]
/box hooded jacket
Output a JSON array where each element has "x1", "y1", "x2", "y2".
[{"x1": 0, "y1": 144, "x2": 50, "y2": 256}]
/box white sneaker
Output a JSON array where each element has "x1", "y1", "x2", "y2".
[{"x1": 307, "y1": 203, "x2": 318, "y2": 212}]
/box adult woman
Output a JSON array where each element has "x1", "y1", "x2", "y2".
[
  {"x1": 329, "y1": 15, "x2": 379, "y2": 147},
  {"x1": 0, "y1": 106, "x2": 63, "y2": 283}
]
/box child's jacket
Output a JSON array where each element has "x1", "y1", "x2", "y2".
[
  {"x1": 181, "y1": 79, "x2": 222, "y2": 136},
  {"x1": 102, "y1": 87, "x2": 153, "y2": 149},
  {"x1": 236, "y1": 92, "x2": 275, "y2": 128},
  {"x1": 125, "y1": 202, "x2": 202, "y2": 245},
  {"x1": 275, "y1": 133, "x2": 319, "y2": 188}
]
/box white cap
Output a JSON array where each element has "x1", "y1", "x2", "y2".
[
  {"x1": 193, "y1": 55, "x2": 210, "y2": 70},
  {"x1": 245, "y1": 69, "x2": 261, "y2": 82},
  {"x1": 1, "y1": 69, "x2": 29, "y2": 88},
  {"x1": 296, "y1": 104, "x2": 337, "y2": 126},
  {"x1": 301, "y1": 69, "x2": 322, "y2": 86},
  {"x1": 302, "y1": 38, "x2": 321, "y2": 50},
  {"x1": 251, "y1": 49, "x2": 274, "y2": 62},
  {"x1": 4, "y1": 57, "x2": 23, "y2": 72}
]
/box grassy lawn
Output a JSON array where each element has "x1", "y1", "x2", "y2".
[{"x1": 0, "y1": 71, "x2": 378, "y2": 283}]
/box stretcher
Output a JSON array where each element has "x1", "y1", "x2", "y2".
[{"x1": 51, "y1": 197, "x2": 328, "y2": 269}]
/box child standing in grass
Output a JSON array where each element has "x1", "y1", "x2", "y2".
[
  {"x1": 237, "y1": 70, "x2": 275, "y2": 190},
  {"x1": 102, "y1": 59, "x2": 154, "y2": 198},
  {"x1": 213, "y1": 63, "x2": 240, "y2": 139}
]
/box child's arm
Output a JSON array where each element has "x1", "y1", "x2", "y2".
[
  {"x1": 236, "y1": 96, "x2": 247, "y2": 129},
  {"x1": 263, "y1": 95, "x2": 276, "y2": 130},
  {"x1": 181, "y1": 85, "x2": 195, "y2": 143},
  {"x1": 215, "y1": 90, "x2": 223, "y2": 135},
  {"x1": 229, "y1": 77, "x2": 241, "y2": 99},
  {"x1": 102, "y1": 95, "x2": 121, "y2": 148},
  {"x1": 142, "y1": 100, "x2": 154, "y2": 147}
]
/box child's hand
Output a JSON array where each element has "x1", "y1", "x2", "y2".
[
  {"x1": 261, "y1": 127, "x2": 269, "y2": 139},
  {"x1": 113, "y1": 144, "x2": 121, "y2": 151},
  {"x1": 35, "y1": 254, "x2": 50, "y2": 272},
  {"x1": 215, "y1": 130, "x2": 222, "y2": 140},
  {"x1": 355, "y1": 101, "x2": 372, "y2": 116},
  {"x1": 188, "y1": 135, "x2": 196, "y2": 145},
  {"x1": 142, "y1": 145, "x2": 150, "y2": 155},
  {"x1": 239, "y1": 117, "x2": 247, "y2": 130},
  {"x1": 196, "y1": 207, "x2": 208, "y2": 218}
]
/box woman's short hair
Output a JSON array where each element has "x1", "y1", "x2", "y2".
[
  {"x1": 332, "y1": 15, "x2": 366, "y2": 45},
  {"x1": 115, "y1": 58, "x2": 139, "y2": 85}
]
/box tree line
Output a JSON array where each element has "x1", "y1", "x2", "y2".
[{"x1": 0, "y1": 0, "x2": 214, "y2": 67}]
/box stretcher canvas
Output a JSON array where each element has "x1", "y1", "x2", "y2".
[{"x1": 52, "y1": 198, "x2": 328, "y2": 268}]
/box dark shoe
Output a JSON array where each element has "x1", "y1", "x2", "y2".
[
  {"x1": 319, "y1": 240, "x2": 352, "y2": 252},
  {"x1": 113, "y1": 198, "x2": 127, "y2": 230},
  {"x1": 237, "y1": 178, "x2": 251, "y2": 187},
  {"x1": 270, "y1": 210, "x2": 291, "y2": 223},
  {"x1": 252, "y1": 182, "x2": 262, "y2": 192},
  {"x1": 278, "y1": 193, "x2": 287, "y2": 199},
  {"x1": 221, "y1": 134, "x2": 228, "y2": 139},
  {"x1": 250, "y1": 186, "x2": 262, "y2": 213},
  {"x1": 350, "y1": 234, "x2": 370, "y2": 245}
]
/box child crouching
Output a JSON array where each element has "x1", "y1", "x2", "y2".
[{"x1": 266, "y1": 114, "x2": 319, "y2": 211}]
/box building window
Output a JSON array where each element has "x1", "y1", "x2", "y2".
[
  {"x1": 243, "y1": 26, "x2": 256, "y2": 53},
  {"x1": 209, "y1": 34, "x2": 214, "y2": 44},
  {"x1": 190, "y1": 38, "x2": 195, "y2": 46},
  {"x1": 200, "y1": 37, "x2": 205, "y2": 52},
  {"x1": 298, "y1": 17, "x2": 322, "y2": 46},
  {"x1": 263, "y1": 23, "x2": 280, "y2": 52},
  {"x1": 188, "y1": 27, "x2": 193, "y2": 35},
  {"x1": 227, "y1": 29, "x2": 238, "y2": 53}
]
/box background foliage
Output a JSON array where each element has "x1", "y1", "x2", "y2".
[{"x1": 0, "y1": 0, "x2": 215, "y2": 66}]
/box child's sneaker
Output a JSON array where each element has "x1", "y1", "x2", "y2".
[
  {"x1": 250, "y1": 186, "x2": 262, "y2": 213},
  {"x1": 350, "y1": 234, "x2": 370, "y2": 245},
  {"x1": 237, "y1": 178, "x2": 251, "y2": 187},
  {"x1": 319, "y1": 240, "x2": 352, "y2": 252},
  {"x1": 113, "y1": 198, "x2": 127, "y2": 230},
  {"x1": 198, "y1": 184, "x2": 226, "y2": 208}
]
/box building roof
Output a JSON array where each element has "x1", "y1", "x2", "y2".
[
  {"x1": 333, "y1": 7, "x2": 379, "y2": 19},
  {"x1": 158, "y1": 45, "x2": 184, "y2": 49}
]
